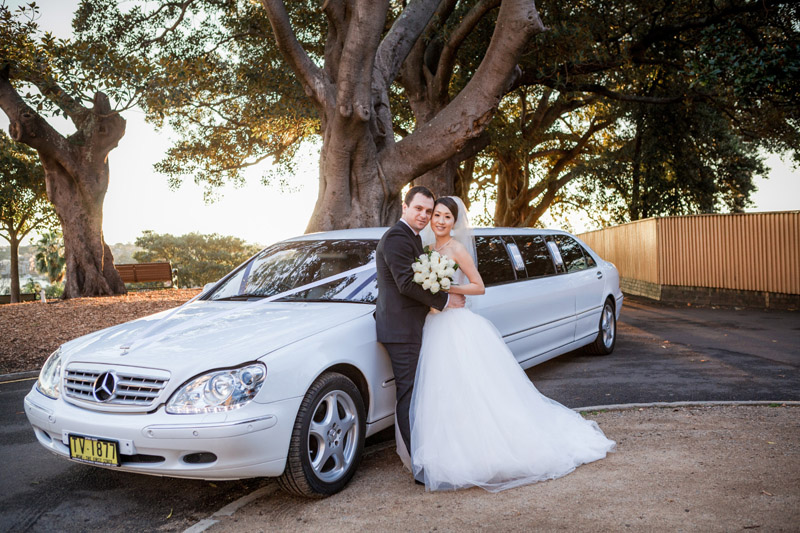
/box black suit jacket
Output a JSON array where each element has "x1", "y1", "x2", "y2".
[{"x1": 375, "y1": 221, "x2": 448, "y2": 344}]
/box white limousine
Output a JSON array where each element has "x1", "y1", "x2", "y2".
[{"x1": 24, "y1": 227, "x2": 622, "y2": 497}]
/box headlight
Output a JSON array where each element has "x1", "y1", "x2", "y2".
[
  {"x1": 37, "y1": 348, "x2": 62, "y2": 399},
  {"x1": 166, "y1": 363, "x2": 266, "y2": 414}
]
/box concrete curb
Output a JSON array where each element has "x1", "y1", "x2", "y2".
[
  {"x1": 573, "y1": 400, "x2": 800, "y2": 412},
  {"x1": 0, "y1": 370, "x2": 39, "y2": 384},
  {"x1": 183, "y1": 485, "x2": 278, "y2": 533}
]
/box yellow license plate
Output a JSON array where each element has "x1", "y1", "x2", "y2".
[{"x1": 68, "y1": 434, "x2": 120, "y2": 466}]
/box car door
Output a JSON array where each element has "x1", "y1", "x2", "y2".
[
  {"x1": 470, "y1": 235, "x2": 531, "y2": 350},
  {"x1": 508, "y1": 234, "x2": 577, "y2": 364},
  {"x1": 552, "y1": 234, "x2": 605, "y2": 344}
]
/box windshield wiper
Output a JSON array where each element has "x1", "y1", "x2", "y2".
[{"x1": 212, "y1": 293, "x2": 271, "y2": 301}]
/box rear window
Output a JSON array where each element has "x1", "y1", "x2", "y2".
[
  {"x1": 554, "y1": 235, "x2": 595, "y2": 273},
  {"x1": 207, "y1": 240, "x2": 378, "y2": 302},
  {"x1": 513, "y1": 235, "x2": 556, "y2": 278}
]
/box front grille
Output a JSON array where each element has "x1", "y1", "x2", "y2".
[{"x1": 64, "y1": 368, "x2": 168, "y2": 406}]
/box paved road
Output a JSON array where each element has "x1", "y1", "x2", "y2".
[
  {"x1": 527, "y1": 297, "x2": 800, "y2": 407},
  {"x1": 1, "y1": 298, "x2": 797, "y2": 532}
]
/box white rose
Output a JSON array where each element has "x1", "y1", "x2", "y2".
[
  {"x1": 430, "y1": 251, "x2": 440, "y2": 260},
  {"x1": 447, "y1": 259, "x2": 456, "y2": 268},
  {"x1": 422, "y1": 279, "x2": 432, "y2": 290},
  {"x1": 428, "y1": 272, "x2": 438, "y2": 283},
  {"x1": 440, "y1": 277, "x2": 451, "y2": 290},
  {"x1": 430, "y1": 281, "x2": 440, "y2": 293},
  {"x1": 413, "y1": 272, "x2": 425, "y2": 284},
  {"x1": 431, "y1": 263, "x2": 444, "y2": 275},
  {"x1": 412, "y1": 262, "x2": 423, "y2": 273},
  {"x1": 444, "y1": 267, "x2": 455, "y2": 278}
]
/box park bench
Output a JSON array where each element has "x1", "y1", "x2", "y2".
[{"x1": 116, "y1": 262, "x2": 175, "y2": 288}]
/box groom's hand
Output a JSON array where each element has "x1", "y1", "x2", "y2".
[{"x1": 446, "y1": 293, "x2": 466, "y2": 308}]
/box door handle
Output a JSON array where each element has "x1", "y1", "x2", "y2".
[{"x1": 596, "y1": 271, "x2": 603, "y2": 279}]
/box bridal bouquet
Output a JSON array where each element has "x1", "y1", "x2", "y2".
[{"x1": 412, "y1": 250, "x2": 458, "y2": 294}]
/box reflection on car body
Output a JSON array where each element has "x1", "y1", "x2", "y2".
[{"x1": 24, "y1": 227, "x2": 623, "y2": 497}]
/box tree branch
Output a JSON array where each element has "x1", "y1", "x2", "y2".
[
  {"x1": 23, "y1": 74, "x2": 88, "y2": 128},
  {"x1": 260, "y1": 0, "x2": 332, "y2": 109},
  {"x1": 382, "y1": 0, "x2": 546, "y2": 190},
  {"x1": 540, "y1": 82, "x2": 685, "y2": 104},
  {"x1": 141, "y1": 0, "x2": 197, "y2": 46},
  {"x1": 434, "y1": 0, "x2": 500, "y2": 102},
  {"x1": 0, "y1": 69, "x2": 81, "y2": 180},
  {"x1": 375, "y1": 0, "x2": 441, "y2": 88},
  {"x1": 629, "y1": 0, "x2": 787, "y2": 61},
  {"x1": 335, "y1": 0, "x2": 389, "y2": 121}
]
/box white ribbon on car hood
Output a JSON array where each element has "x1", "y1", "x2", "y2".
[{"x1": 118, "y1": 261, "x2": 377, "y2": 355}]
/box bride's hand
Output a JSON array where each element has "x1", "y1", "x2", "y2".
[{"x1": 446, "y1": 293, "x2": 466, "y2": 308}]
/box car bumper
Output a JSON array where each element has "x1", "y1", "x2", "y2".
[{"x1": 24, "y1": 385, "x2": 302, "y2": 480}]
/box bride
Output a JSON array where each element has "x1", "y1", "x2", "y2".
[{"x1": 408, "y1": 196, "x2": 616, "y2": 492}]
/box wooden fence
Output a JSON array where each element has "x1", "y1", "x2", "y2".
[{"x1": 578, "y1": 212, "x2": 800, "y2": 307}]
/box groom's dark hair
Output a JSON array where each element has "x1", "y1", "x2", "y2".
[{"x1": 404, "y1": 185, "x2": 435, "y2": 206}]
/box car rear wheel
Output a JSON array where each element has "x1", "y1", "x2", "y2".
[
  {"x1": 585, "y1": 298, "x2": 616, "y2": 355},
  {"x1": 277, "y1": 372, "x2": 365, "y2": 498}
]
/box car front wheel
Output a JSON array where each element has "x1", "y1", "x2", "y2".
[
  {"x1": 277, "y1": 372, "x2": 366, "y2": 498},
  {"x1": 586, "y1": 298, "x2": 616, "y2": 355}
]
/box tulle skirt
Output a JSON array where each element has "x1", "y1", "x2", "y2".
[{"x1": 408, "y1": 307, "x2": 616, "y2": 492}]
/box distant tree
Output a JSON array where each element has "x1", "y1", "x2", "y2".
[
  {"x1": 133, "y1": 231, "x2": 261, "y2": 288},
  {"x1": 0, "y1": 2, "x2": 147, "y2": 298},
  {"x1": 468, "y1": 0, "x2": 798, "y2": 227},
  {"x1": 0, "y1": 131, "x2": 58, "y2": 302},
  {"x1": 34, "y1": 229, "x2": 66, "y2": 284}
]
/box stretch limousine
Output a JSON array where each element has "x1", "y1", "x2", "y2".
[{"x1": 25, "y1": 227, "x2": 622, "y2": 497}]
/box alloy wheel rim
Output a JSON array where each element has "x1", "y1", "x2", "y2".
[
  {"x1": 601, "y1": 304, "x2": 615, "y2": 348},
  {"x1": 307, "y1": 390, "x2": 359, "y2": 483}
]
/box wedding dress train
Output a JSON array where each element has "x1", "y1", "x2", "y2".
[{"x1": 408, "y1": 297, "x2": 616, "y2": 492}]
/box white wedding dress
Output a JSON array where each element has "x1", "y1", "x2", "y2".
[{"x1": 408, "y1": 271, "x2": 616, "y2": 492}]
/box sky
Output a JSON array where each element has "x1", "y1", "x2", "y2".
[{"x1": 2, "y1": 0, "x2": 798, "y2": 248}]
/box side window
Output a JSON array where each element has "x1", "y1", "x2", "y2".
[
  {"x1": 475, "y1": 236, "x2": 517, "y2": 286},
  {"x1": 513, "y1": 235, "x2": 556, "y2": 278},
  {"x1": 581, "y1": 245, "x2": 597, "y2": 268},
  {"x1": 554, "y1": 235, "x2": 591, "y2": 273}
]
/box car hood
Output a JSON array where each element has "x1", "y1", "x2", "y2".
[{"x1": 60, "y1": 300, "x2": 375, "y2": 375}]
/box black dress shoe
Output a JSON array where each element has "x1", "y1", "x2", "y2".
[{"x1": 414, "y1": 479, "x2": 425, "y2": 486}]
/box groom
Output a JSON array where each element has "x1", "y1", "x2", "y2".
[{"x1": 375, "y1": 186, "x2": 465, "y2": 468}]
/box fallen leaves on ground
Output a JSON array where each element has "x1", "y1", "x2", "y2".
[{"x1": 0, "y1": 289, "x2": 200, "y2": 374}]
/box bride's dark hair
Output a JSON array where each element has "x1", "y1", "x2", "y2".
[{"x1": 434, "y1": 197, "x2": 459, "y2": 223}]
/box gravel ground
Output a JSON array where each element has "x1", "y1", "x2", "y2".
[
  {"x1": 206, "y1": 405, "x2": 800, "y2": 533},
  {"x1": 0, "y1": 289, "x2": 200, "y2": 374}
]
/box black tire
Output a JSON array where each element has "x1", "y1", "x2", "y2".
[
  {"x1": 585, "y1": 298, "x2": 616, "y2": 355},
  {"x1": 277, "y1": 372, "x2": 366, "y2": 498}
]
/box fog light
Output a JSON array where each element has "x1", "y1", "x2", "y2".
[{"x1": 183, "y1": 452, "x2": 218, "y2": 464}]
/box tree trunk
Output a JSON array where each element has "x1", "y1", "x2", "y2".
[
  {"x1": 262, "y1": 0, "x2": 544, "y2": 232},
  {"x1": 0, "y1": 72, "x2": 127, "y2": 299},
  {"x1": 9, "y1": 233, "x2": 20, "y2": 303},
  {"x1": 630, "y1": 114, "x2": 644, "y2": 221},
  {"x1": 305, "y1": 119, "x2": 395, "y2": 231},
  {"x1": 41, "y1": 158, "x2": 125, "y2": 298}
]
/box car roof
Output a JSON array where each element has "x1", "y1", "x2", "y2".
[{"x1": 286, "y1": 226, "x2": 574, "y2": 241}]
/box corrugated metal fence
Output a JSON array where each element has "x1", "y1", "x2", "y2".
[{"x1": 578, "y1": 212, "x2": 800, "y2": 296}]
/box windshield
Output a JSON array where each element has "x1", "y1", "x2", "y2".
[{"x1": 206, "y1": 239, "x2": 378, "y2": 303}]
